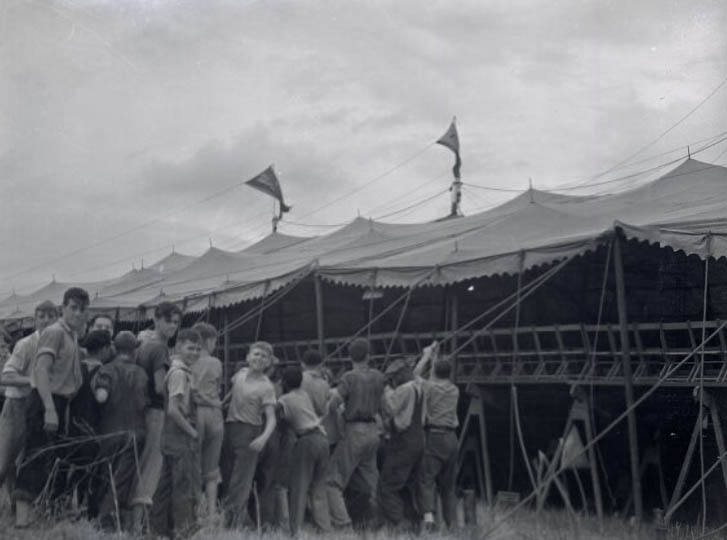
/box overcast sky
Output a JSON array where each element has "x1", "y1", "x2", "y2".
[{"x1": 1, "y1": 0, "x2": 725, "y2": 295}]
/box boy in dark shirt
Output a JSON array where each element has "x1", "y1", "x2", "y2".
[
  {"x1": 67, "y1": 329, "x2": 114, "y2": 517},
  {"x1": 278, "y1": 365, "x2": 331, "y2": 535},
  {"x1": 92, "y1": 331, "x2": 149, "y2": 530},
  {"x1": 326, "y1": 338, "x2": 386, "y2": 528},
  {"x1": 131, "y1": 301, "x2": 182, "y2": 532},
  {"x1": 151, "y1": 328, "x2": 201, "y2": 539}
]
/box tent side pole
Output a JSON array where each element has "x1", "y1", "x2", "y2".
[
  {"x1": 314, "y1": 273, "x2": 325, "y2": 354},
  {"x1": 613, "y1": 232, "x2": 643, "y2": 521}
]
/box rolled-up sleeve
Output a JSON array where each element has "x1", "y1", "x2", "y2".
[{"x1": 35, "y1": 326, "x2": 64, "y2": 364}]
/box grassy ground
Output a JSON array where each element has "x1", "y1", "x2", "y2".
[{"x1": 0, "y1": 504, "x2": 718, "y2": 540}]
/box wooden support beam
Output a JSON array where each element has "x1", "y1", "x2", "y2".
[
  {"x1": 581, "y1": 390, "x2": 604, "y2": 523},
  {"x1": 704, "y1": 392, "x2": 727, "y2": 498},
  {"x1": 314, "y1": 273, "x2": 325, "y2": 354},
  {"x1": 613, "y1": 232, "x2": 643, "y2": 521}
]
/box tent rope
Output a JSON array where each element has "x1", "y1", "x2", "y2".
[
  {"x1": 480, "y1": 319, "x2": 727, "y2": 539},
  {"x1": 323, "y1": 267, "x2": 439, "y2": 363},
  {"x1": 221, "y1": 265, "x2": 315, "y2": 337},
  {"x1": 383, "y1": 285, "x2": 415, "y2": 364}
]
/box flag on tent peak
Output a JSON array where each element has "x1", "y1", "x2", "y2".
[
  {"x1": 437, "y1": 118, "x2": 460, "y2": 154},
  {"x1": 437, "y1": 117, "x2": 461, "y2": 181},
  {"x1": 245, "y1": 165, "x2": 292, "y2": 213}
]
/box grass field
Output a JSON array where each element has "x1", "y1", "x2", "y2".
[{"x1": 0, "y1": 504, "x2": 718, "y2": 540}]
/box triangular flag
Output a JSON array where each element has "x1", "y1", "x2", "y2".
[
  {"x1": 245, "y1": 165, "x2": 292, "y2": 213},
  {"x1": 437, "y1": 118, "x2": 460, "y2": 154},
  {"x1": 437, "y1": 118, "x2": 461, "y2": 182}
]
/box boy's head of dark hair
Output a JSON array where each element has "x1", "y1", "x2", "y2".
[
  {"x1": 282, "y1": 365, "x2": 303, "y2": 392},
  {"x1": 348, "y1": 338, "x2": 369, "y2": 363},
  {"x1": 176, "y1": 328, "x2": 201, "y2": 345},
  {"x1": 85, "y1": 329, "x2": 112, "y2": 355},
  {"x1": 433, "y1": 359, "x2": 452, "y2": 379},
  {"x1": 88, "y1": 313, "x2": 113, "y2": 328},
  {"x1": 301, "y1": 349, "x2": 323, "y2": 367},
  {"x1": 154, "y1": 301, "x2": 182, "y2": 321},
  {"x1": 63, "y1": 287, "x2": 90, "y2": 308},
  {"x1": 34, "y1": 300, "x2": 57, "y2": 317},
  {"x1": 191, "y1": 322, "x2": 217, "y2": 341},
  {"x1": 113, "y1": 331, "x2": 139, "y2": 355}
]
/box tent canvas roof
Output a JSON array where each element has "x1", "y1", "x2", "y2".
[{"x1": 2, "y1": 159, "x2": 725, "y2": 320}]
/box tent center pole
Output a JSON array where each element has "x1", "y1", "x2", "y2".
[{"x1": 613, "y1": 231, "x2": 643, "y2": 522}]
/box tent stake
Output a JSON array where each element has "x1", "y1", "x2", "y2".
[{"x1": 613, "y1": 231, "x2": 643, "y2": 521}]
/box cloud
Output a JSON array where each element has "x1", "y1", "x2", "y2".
[{"x1": 0, "y1": 0, "x2": 725, "y2": 293}]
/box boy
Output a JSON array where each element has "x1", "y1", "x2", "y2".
[
  {"x1": 151, "y1": 328, "x2": 202, "y2": 539},
  {"x1": 68, "y1": 329, "x2": 114, "y2": 517},
  {"x1": 414, "y1": 342, "x2": 460, "y2": 530},
  {"x1": 92, "y1": 331, "x2": 149, "y2": 529},
  {"x1": 87, "y1": 313, "x2": 115, "y2": 338},
  {"x1": 278, "y1": 365, "x2": 331, "y2": 536},
  {"x1": 131, "y1": 301, "x2": 182, "y2": 531},
  {"x1": 223, "y1": 341, "x2": 277, "y2": 529},
  {"x1": 326, "y1": 338, "x2": 386, "y2": 528},
  {"x1": 190, "y1": 322, "x2": 224, "y2": 520},
  {"x1": 0, "y1": 301, "x2": 57, "y2": 489},
  {"x1": 14, "y1": 287, "x2": 89, "y2": 527},
  {"x1": 379, "y1": 357, "x2": 425, "y2": 529}
]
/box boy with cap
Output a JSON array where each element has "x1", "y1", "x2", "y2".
[
  {"x1": 379, "y1": 356, "x2": 425, "y2": 528},
  {"x1": 14, "y1": 287, "x2": 89, "y2": 527},
  {"x1": 68, "y1": 329, "x2": 114, "y2": 517},
  {"x1": 151, "y1": 328, "x2": 202, "y2": 539},
  {"x1": 92, "y1": 331, "x2": 149, "y2": 529},
  {"x1": 326, "y1": 337, "x2": 386, "y2": 528},
  {"x1": 223, "y1": 341, "x2": 277, "y2": 529},
  {"x1": 414, "y1": 342, "x2": 460, "y2": 530},
  {"x1": 190, "y1": 322, "x2": 224, "y2": 520},
  {"x1": 278, "y1": 365, "x2": 331, "y2": 535},
  {"x1": 130, "y1": 301, "x2": 182, "y2": 532},
  {"x1": 0, "y1": 301, "x2": 57, "y2": 490}
]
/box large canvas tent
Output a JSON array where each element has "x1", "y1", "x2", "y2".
[
  {"x1": 1, "y1": 158, "x2": 725, "y2": 322},
  {"x1": 3, "y1": 158, "x2": 727, "y2": 522}
]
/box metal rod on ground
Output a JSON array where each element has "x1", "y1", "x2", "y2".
[
  {"x1": 463, "y1": 489, "x2": 477, "y2": 525},
  {"x1": 253, "y1": 480, "x2": 261, "y2": 536},
  {"x1": 613, "y1": 231, "x2": 643, "y2": 521},
  {"x1": 108, "y1": 462, "x2": 122, "y2": 534},
  {"x1": 314, "y1": 272, "x2": 325, "y2": 354}
]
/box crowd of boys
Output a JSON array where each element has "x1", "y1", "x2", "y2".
[{"x1": 0, "y1": 286, "x2": 460, "y2": 537}]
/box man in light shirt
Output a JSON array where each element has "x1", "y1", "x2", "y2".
[
  {"x1": 14, "y1": 288, "x2": 88, "y2": 527},
  {"x1": 0, "y1": 301, "x2": 57, "y2": 491}
]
